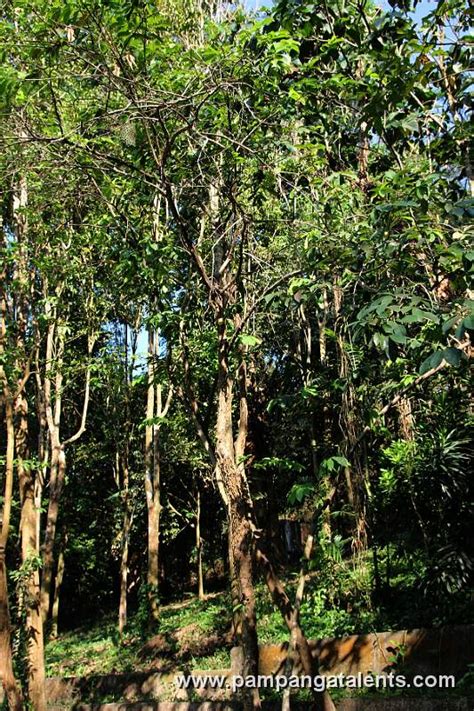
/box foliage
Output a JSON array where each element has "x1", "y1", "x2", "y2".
[{"x1": 0, "y1": 0, "x2": 472, "y2": 701}]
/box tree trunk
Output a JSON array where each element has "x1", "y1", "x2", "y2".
[
  {"x1": 0, "y1": 434, "x2": 24, "y2": 711},
  {"x1": 397, "y1": 396, "x2": 414, "y2": 441},
  {"x1": 196, "y1": 487, "x2": 205, "y2": 600},
  {"x1": 144, "y1": 328, "x2": 161, "y2": 624},
  {"x1": 0, "y1": 554, "x2": 24, "y2": 711},
  {"x1": 256, "y1": 546, "x2": 335, "y2": 711},
  {"x1": 119, "y1": 452, "x2": 132, "y2": 639},
  {"x1": 0, "y1": 195, "x2": 25, "y2": 709},
  {"x1": 15, "y1": 390, "x2": 47, "y2": 710},
  {"x1": 40, "y1": 444, "x2": 66, "y2": 624},
  {"x1": 119, "y1": 515, "x2": 130, "y2": 638},
  {"x1": 41, "y1": 320, "x2": 94, "y2": 626},
  {"x1": 0, "y1": 396, "x2": 25, "y2": 710},
  {"x1": 34, "y1": 351, "x2": 49, "y2": 556},
  {"x1": 146, "y1": 479, "x2": 160, "y2": 622},
  {"x1": 50, "y1": 531, "x2": 67, "y2": 639},
  {"x1": 145, "y1": 326, "x2": 172, "y2": 624},
  {"x1": 316, "y1": 293, "x2": 332, "y2": 538},
  {"x1": 41, "y1": 315, "x2": 64, "y2": 626},
  {"x1": 215, "y1": 315, "x2": 260, "y2": 710},
  {"x1": 334, "y1": 280, "x2": 367, "y2": 551}
]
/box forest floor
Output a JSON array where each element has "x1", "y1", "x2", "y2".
[
  {"x1": 46, "y1": 591, "x2": 234, "y2": 678},
  {"x1": 45, "y1": 554, "x2": 474, "y2": 680},
  {"x1": 46, "y1": 588, "x2": 290, "y2": 678}
]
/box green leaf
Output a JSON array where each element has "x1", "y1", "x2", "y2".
[
  {"x1": 419, "y1": 350, "x2": 444, "y2": 375},
  {"x1": 239, "y1": 333, "x2": 262, "y2": 347},
  {"x1": 287, "y1": 482, "x2": 314, "y2": 505},
  {"x1": 333, "y1": 456, "x2": 350, "y2": 468},
  {"x1": 442, "y1": 347, "x2": 461, "y2": 367},
  {"x1": 442, "y1": 316, "x2": 459, "y2": 334}
]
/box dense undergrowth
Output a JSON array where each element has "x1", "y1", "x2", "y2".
[{"x1": 45, "y1": 548, "x2": 474, "y2": 679}]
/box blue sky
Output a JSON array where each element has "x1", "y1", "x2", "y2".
[
  {"x1": 378, "y1": 0, "x2": 438, "y2": 24},
  {"x1": 247, "y1": 0, "x2": 440, "y2": 23}
]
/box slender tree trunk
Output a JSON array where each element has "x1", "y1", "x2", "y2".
[
  {"x1": 256, "y1": 546, "x2": 335, "y2": 711},
  {"x1": 315, "y1": 292, "x2": 332, "y2": 538},
  {"x1": 146, "y1": 470, "x2": 160, "y2": 623},
  {"x1": 41, "y1": 320, "x2": 94, "y2": 626},
  {"x1": 334, "y1": 280, "x2": 367, "y2": 550},
  {"x1": 119, "y1": 452, "x2": 132, "y2": 639},
  {"x1": 40, "y1": 444, "x2": 66, "y2": 624},
  {"x1": 145, "y1": 329, "x2": 159, "y2": 623},
  {"x1": 145, "y1": 327, "x2": 171, "y2": 623},
  {"x1": 34, "y1": 350, "x2": 48, "y2": 556},
  {"x1": 118, "y1": 432, "x2": 133, "y2": 640},
  {"x1": 15, "y1": 391, "x2": 47, "y2": 710},
  {"x1": 41, "y1": 316, "x2": 64, "y2": 625},
  {"x1": 119, "y1": 522, "x2": 130, "y2": 637},
  {"x1": 196, "y1": 487, "x2": 205, "y2": 600},
  {"x1": 0, "y1": 555, "x2": 24, "y2": 711},
  {"x1": 227, "y1": 513, "x2": 241, "y2": 638},
  {"x1": 1, "y1": 235, "x2": 25, "y2": 706},
  {"x1": 397, "y1": 396, "x2": 414, "y2": 441},
  {"x1": 50, "y1": 531, "x2": 67, "y2": 639},
  {"x1": 215, "y1": 314, "x2": 260, "y2": 710},
  {"x1": 119, "y1": 526, "x2": 131, "y2": 636},
  {"x1": 0, "y1": 397, "x2": 25, "y2": 710},
  {"x1": 145, "y1": 330, "x2": 157, "y2": 620}
]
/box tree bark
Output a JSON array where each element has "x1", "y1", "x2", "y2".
[
  {"x1": 34, "y1": 339, "x2": 49, "y2": 557},
  {"x1": 0, "y1": 554, "x2": 24, "y2": 711},
  {"x1": 40, "y1": 444, "x2": 66, "y2": 624},
  {"x1": 145, "y1": 328, "x2": 160, "y2": 623},
  {"x1": 215, "y1": 313, "x2": 260, "y2": 710},
  {"x1": 0, "y1": 229, "x2": 25, "y2": 709},
  {"x1": 41, "y1": 315, "x2": 64, "y2": 624},
  {"x1": 196, "y1": 487, "x2": 205, "y2": 600},
  {"x1": 256, "y1": 546, "x2": 335, "y2": 711},
  {"x1": 145, "y1": 327, "x2": 172, "y2": 624},
  {"x1": 41, "y1": 320, "x2": 94, "y2": 625},
  {"x1": 0, "y1": 398, "x2": 23, "y2": 711},
  {"x1": 334, "y1": 280, "x2": 367, "y2": 550},
  {"x1": 15, "y1": 390, "x2": 47, "y2": 711},
  {"x1": 50, "y1": 530, "x2": 67, "y2": 639},
  {"x1": 119, "y1": 451, "x2": 132, "y2": 639},
  {"x1": 0, "y1": 397, "x2": 25, "y2": 710}
]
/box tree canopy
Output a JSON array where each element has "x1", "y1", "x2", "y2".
[{"x1": 0, "y1": 0, "x2": 472, "y2": 709}]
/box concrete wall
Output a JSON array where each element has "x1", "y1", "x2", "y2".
[{"x1": 231, "y1": 625, "x2": 474, "y2": 679}]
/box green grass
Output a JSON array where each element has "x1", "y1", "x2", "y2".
[
  {"x1": 45, "y1": 588, "x2": 290, "y2": 678},
  {"x1": 45, "y1": 592, "x2": 234, "y2": 678},
  {"x1": 45, "y1": 552, "x2": 474, "y2": 680},
  {"x1": 158, "y1": 593, "x2": 230, "y2": 637},
  {"x1": 45, "y1": 619, "x2": 142, "y2": 677}
]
